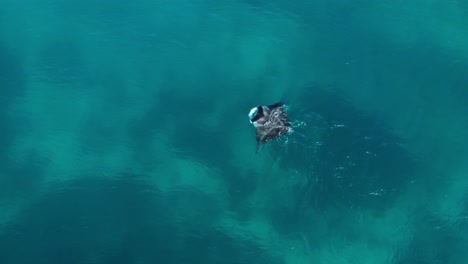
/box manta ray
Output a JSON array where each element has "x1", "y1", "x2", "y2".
[{"x1": 248, "y1": 101, "x2": 292, "y2": 152}]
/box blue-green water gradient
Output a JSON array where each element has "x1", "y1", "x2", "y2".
[{"x1": 0, "y1": 0, "x2": 467, "y2": 263}]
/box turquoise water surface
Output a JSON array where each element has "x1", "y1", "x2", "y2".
[{"x1": 1, "y1": 0, "x2": 467, "y2": 263}]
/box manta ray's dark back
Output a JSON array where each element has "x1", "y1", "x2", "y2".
[{"x1": 251, "y1": 100, "x2": 291, "y2": 153}]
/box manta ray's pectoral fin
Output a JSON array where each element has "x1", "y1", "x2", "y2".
[{"x1": 267, "y1": 101, "x2": 284, "y2": 110}]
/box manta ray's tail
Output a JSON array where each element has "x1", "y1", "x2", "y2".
[{"x1": 256, "y1": 141, "x2": 265, "y2": 154}]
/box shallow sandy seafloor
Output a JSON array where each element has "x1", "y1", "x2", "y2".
[{"x1": 0, "y1": 0, "x2": 467, "y2": 263}]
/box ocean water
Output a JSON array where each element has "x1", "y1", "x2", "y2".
[{"x1": 0, "y1": 0, "x2": 467, "y2": 263}]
